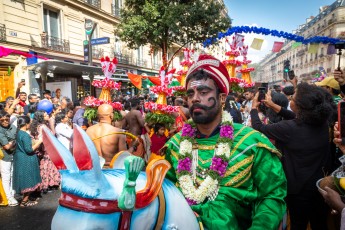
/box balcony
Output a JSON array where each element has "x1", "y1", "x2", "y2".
[
  {"x1": 92, "y1": 48, "x2": 104, "y2": 60},
  {"x1": 152, "y1": 63, "x2": 160, "y2": 69},
  {"x1": 84, "y1": 0, "x2": 100, "y2": 9},
  {"x1": 114, "y1": 52, "x2": 132, "y2": 64},
  {"x1": 0, "y1": 24, "x2": 5, "y2": 41},
  {"x1": 137, "y1": 59, "x2": 147, "y2": 67},
  {"x1": 111, "y1": 4, "x2": 121, "y2": 17},
  {"x1": 40, "y1": 33, "x2": 70, "y2": 53}
]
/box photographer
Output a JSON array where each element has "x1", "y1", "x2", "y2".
[{"x1": 250, "y1": 82, "x2": 336, "y2": 229}]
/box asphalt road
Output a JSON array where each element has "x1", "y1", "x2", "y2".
[{"x1": 0, "y1": 190, "x2": 60, "y2": 230}]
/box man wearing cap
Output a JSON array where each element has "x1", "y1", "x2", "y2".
[
  {"x1": 315, "y1": 76, "x2": 342, "y2": 104},
  {"x1": 164, "y1": 54, "x2": 286, "y2": 229}
]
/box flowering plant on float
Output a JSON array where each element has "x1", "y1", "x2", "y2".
[
  {"x1": 237, "y1": 68, "x2": 255, "y2": 73},
  {"x1": 222, "y1": 59, "x2": 242, "y2": 66},
  {"x1": 83, "y1": 96, "x2": 123, "y2": 122},
  {"x1": 225, "y1": 50, "x2": 240, "y2": 57},
  {"x1": 170, "y1": 86, "x2": 186, "y2": 97},
  {"x1": 177, "y1": 111, "x2": 234, "y2": 205},
  {"x1": 150, "y1": 85, "x2": 174, "y2": 96},
  {"x1": 227, "y1": 78, "x2": 255, "y2": 93},
  {"x1": 144, "y1": 102, "x2": 178, "y2": 128},
  {"x1": 92, "y1": 78, "x2": 122, "y2": 90}
]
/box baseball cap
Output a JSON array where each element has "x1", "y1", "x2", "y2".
[{"x1": 315, "y1": 77, "x2": 340, "y2": 90}]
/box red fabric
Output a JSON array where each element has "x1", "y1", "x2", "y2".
[
  {"x1": 186, "y1": 54, "x2": 230, "y2": 94},
  {"x1": 272, "y1": 42, "x2": 284, "y2": 52},
  {"x1": 150, "y1": 133, "x2": 167, "y2": 154}
]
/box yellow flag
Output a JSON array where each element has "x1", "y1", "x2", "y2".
[
  {"x1": 250, "y1": 38, "x2": 264, "y2": 50},
  {"x1": 308, "y1": 43, "x2": 319, "y2": 54}
]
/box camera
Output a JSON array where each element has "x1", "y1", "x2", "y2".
[{"x1": 335, "y1": 42, "x2": 345, "y2": 50}]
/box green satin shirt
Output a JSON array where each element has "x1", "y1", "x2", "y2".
[{"x1": 165, "y1": 123, "x2": 287, "y2": 230}]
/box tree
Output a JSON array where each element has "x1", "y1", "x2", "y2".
[{"x1": 117, "y1": 0, "x2": 231, "y2": 69}]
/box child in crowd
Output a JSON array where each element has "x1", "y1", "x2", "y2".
[{"x1": 148, "y1": 123, "x2": 168, "y2": 162}]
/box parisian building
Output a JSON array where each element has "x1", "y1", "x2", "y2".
[
  {"x1": 0, "y1": 0, "x2": 184, "y2": 102},
  {"x1": 253, "y1": 0, "x2": 345, "y2": 87}
]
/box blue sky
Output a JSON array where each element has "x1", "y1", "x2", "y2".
[{"x1": 223, "y1": 0, "x2": 336, "y2": 62}]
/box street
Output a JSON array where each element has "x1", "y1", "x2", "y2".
[{"x1": 0, "y1": 190, "x2": 60, "y2": 230}]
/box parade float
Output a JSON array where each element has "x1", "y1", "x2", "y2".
[
  {"x1": 83, "y1": 56, "x2": 123, "y2": 122},
  {"x1": 144, "y1": 67, "x2": 179, "y2": 127},
  {"x1": 222, "y1": 35, "x2": 255, "y2": 92}
]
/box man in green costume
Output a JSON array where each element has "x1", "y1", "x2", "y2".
[{"x1": 164, "y1": 54, "x2": 287, "y2": 229}]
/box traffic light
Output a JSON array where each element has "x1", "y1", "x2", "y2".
[{"x1": 283, "y1": 60, "x2": 290, "y2": 79}]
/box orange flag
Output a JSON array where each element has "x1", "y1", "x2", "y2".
[
  {"x1": 127, "y1": 73, "x2": 142, "y2": 89},
  {"x1": 148, "y1": 76, "x2": 161, "y2": 86}
]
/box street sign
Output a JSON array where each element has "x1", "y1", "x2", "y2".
[
  {"x1": 85, "y1": 19, "x2": 94, "y2": 35},
  {"x1": 84, "y1": 42, "x2": 89, "y2": 62},
  {"x1": 91, "y1": 37, "x2": 110, "y2": 46}
]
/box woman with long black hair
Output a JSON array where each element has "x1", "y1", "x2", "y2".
[
  {"x1": 30, "y1": 110, "x2": 60, "y2": 193},
  {"x1": 250, "y1": 82, "x2": 336, "y2": 230},
  {"x1": 13, "y1": 116, "x2": 42, "y2": 207}
]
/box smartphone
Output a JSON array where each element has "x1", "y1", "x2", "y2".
[
  {"x1": 338, "y1": 101, "x2": 345, "y2": 145},
  {"x1": 288, "y1": 70, "x2": 295, "y2": 80},
  {"x1": 258, "y1": 87, "x2": 266, "y2": 101},
  {"x1": 21, "y1": 79, "x2": 26, "y2": 85}
]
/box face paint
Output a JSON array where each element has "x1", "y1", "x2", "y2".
[{"x1": 190, "y1": 80, "x2": 204, "y2": 89}]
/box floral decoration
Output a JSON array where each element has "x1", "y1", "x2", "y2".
[
  {"x1": 222, "y1": 59, "x2": 242, "y2": 66},
  {"x1": 177, "y1": 111, "x2": 234, "y2": 205},
  {"x1": 225, "y1": 50, "x2": 240, "y2": 57},
  {"x1": 92, "y1": 78, "x2": 122, "y2": 90},
  {"x1": 144, "y1": 102, "x2": 178, "y2": 114},
  {"x1": 237, "y1": 68, "x2": 255, "y2": 73},
  {"x1": 150, "y1": 85, "x2": 174, "y2": 96}
]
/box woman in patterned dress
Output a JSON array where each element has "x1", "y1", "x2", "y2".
[
  {"x1": 13, "y1": 116, "x2": 42, "y2": 207},
  {"x1": 30, "y1": 110, "x2": 60, "y2": 193}
]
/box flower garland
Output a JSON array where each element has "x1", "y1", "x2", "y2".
[
  {"x1": 144, "y1": 102, "x2": 178, "y2": 114},
  {"x1": 92, "y1": 78, "x2": 122, "y2": 90},
  {"x1": 177, "y1": 111, "x2": 234, "y2": 205},
  {"x1": 150, "y1": 85, "x2": 173, "y2": 96}
]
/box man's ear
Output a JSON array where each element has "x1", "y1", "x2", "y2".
[{"x1": 219, "y1": 93, "x2": 226, "y2": 104}]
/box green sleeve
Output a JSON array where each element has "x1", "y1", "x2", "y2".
[
  {"x1": 164, "y1": 133, "x2": 181, "y2": 184},
  {"x1": 249, "y1": 145, "x2": 287, "y2": 230},
  {"x1": 21, "y1": 132, "x2": 34, "y2": 155}
]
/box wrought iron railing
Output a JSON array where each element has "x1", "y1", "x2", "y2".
[
  {"x1": 40, "y1": 33, "x2": 70, "y2": 53},
  {"x1": 114, "y1": 52, "x2": 132, "y2": 64},
  {"x1": 92, "y1": 48, "x2": 104, "y2": 59},
  {"x1": 111, "y1": 4, "x2": 121, "y2": 17},
  {"x1": 0, "y1": 24, "x2": 6, "y2": 42},
  {"x1": 84, "y1": 0, "x2": 100, "y2": 9},
  {"x1": 137, "y1": 59, "x2": 147, "y2": 67}
]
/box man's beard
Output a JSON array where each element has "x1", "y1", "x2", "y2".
[{"x1": 189, "y1": 97, "x2": 221, "y2": 124}]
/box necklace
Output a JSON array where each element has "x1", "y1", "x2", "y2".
[{"x1": 177, "y1": 111, "x2": 234, "y2": 205}]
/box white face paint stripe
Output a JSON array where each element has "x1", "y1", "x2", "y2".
[{"x1": 190, "y1": 80, "x2": 204, "y2": 88}]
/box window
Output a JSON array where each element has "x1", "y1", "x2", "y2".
[
  {"x1": 114, "y1": 36, "x2": 122, "y2": 53},
  {"x1": 112, "y1": 0, "x2": 122, "y2": 16},
  {"x1": 43, "y1": 8, "x2": 60, "y2": 38}
]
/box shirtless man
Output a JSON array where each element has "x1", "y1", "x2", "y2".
[
  {"x1": 86, "y1": 104, "x2": 127, "y2": 167},
  {"x1": 123, "y1": 98, "x2": 144, "y2": 136},
  {"x1": 174, "y1": 97, "x2": 190, "y2": 132}
]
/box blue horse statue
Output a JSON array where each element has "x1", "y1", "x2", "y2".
[{"x1": 42, "y1": 125, "x2": 200, "y2": 230}]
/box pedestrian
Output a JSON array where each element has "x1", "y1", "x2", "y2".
[
  {"x1": 13, "y1": 116, "x2": 42, "y2": 207},
  {"x1": 55, "y1": 112, "x2": 73, "y2": 151},
  {"x1": 0, "y1": 110, "x2": 18, "y2": 206}
]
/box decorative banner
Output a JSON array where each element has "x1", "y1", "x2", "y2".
[
  {"x1": 272, "y1": 42, "x2": 284, "y2": 52},
  {"x1": 0, "y1": 46, "x2": 49, "y2": 60},
  {"x1": 308, "y1": 43, "x2": 319, "y2": 54},
  {"x1": 127, "y1": 73, "x2": 142, "y2": 89},
  {"x1": 203, "y1": 26, "x2": 345, "y2": 47},
  {"x1": 148, "y1": 76, "x2": 161, "y2": 86},
  {"x1": 327, "y1": 44, "x2": 336, "y2": 55},
  {"x1": 232, "y1": 34, "x2": 245, "y2": 49},
  {"x1": 292, "y1": 42, "x2": 302, "y2": 49},
  {"x1": 250, "y1": 38, "x2": 264, "y2": 50}
]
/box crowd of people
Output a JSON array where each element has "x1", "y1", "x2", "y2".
[{"x1": 2, "y1": 54, "x2": 345, "y2": 229}]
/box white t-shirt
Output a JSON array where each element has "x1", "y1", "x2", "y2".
[{"x1": 55, "y1": 123, "x2": 73, "y2": 151}]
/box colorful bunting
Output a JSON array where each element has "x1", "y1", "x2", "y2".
[
  {"x1": 250, "y1": 38, "x2": 264, "y2": 50},
  {"x1": 127, "y1": 73, "x2": 142, "y2": 89},
  {"x1": 292, "y1": 42, "x2": 302, "y2": 49},
  {"x1": 327, "y1": 44, "x2": 336, "y2": 55},
  {"x1": 272, "y1": 41, "x2": 284, "y2": 52},
  {"x1": 308, "y1": 43, "x2": 319, "y2": 54}
]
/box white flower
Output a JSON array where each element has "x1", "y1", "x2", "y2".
[
  {"x1": 216, "y1": 143, "x2": 230, "y2": 158},
  {"x1": 222, "y1": 111, "x2": 233, "y2": 124},
  {"x1": 179, "y1": 140, "x2": 192, "y2": 155}
]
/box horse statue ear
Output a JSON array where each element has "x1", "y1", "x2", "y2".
[
  {"x1": 42, "y1": 127, "x2": 78, "y2": 172},
  {"x1": 72, "y1": 124, "x2": 102, "y2": 171}
]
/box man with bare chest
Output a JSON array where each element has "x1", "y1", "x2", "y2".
[
  {"x1": 123, "y1": 98, "x2": 145, "y2": 136},
  {"x1": 86, "y1": 104, "x2": 127, "y2": 166}
]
